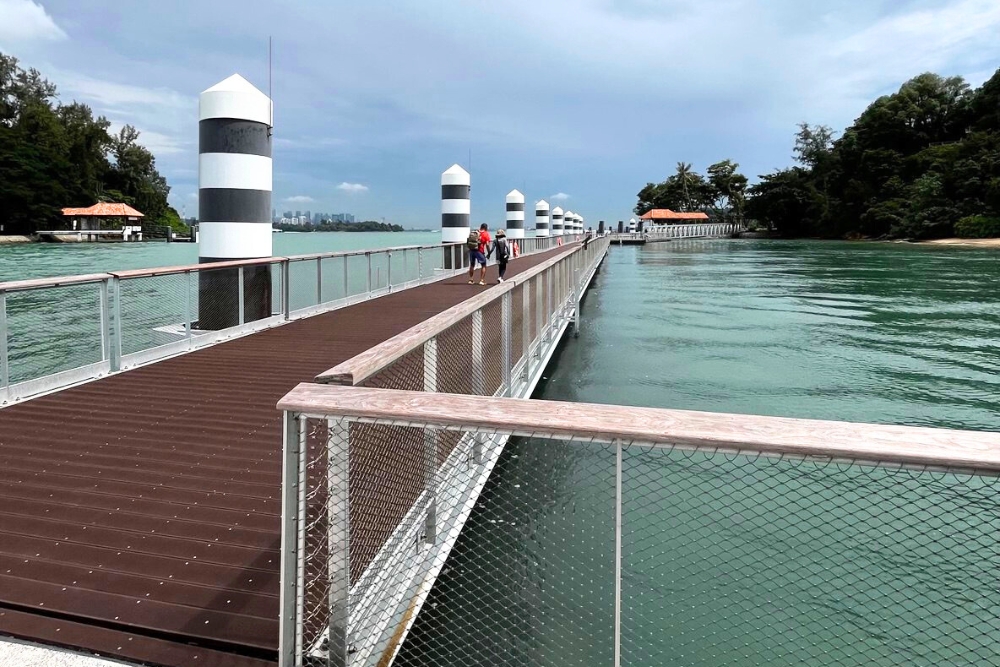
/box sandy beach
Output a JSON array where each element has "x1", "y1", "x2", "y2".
[{"x1": 918, "y1": 238, "x2": 1000, "y2": 248}]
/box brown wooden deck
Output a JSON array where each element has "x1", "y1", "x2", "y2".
[{"x1": 0, "y1": 246, "x2": 572, "y2": 667}]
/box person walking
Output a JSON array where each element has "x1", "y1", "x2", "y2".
[
  {"x1": 491, "y1": 229, "x2": 510, "y2": 283},
  {"x1": 468, "y1": 223, "x2": 491, "y2": 285}
]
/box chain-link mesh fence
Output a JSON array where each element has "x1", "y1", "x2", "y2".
[{"x1": 285, "y1": 409, "x2": 1000, "y2": 667}]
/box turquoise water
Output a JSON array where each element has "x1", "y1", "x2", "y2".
[{"x1": 398, "y1": 239, "x2": 1000, "y2": 667}]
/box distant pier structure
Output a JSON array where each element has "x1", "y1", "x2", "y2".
[
  {"x1": 198, "y1": 74, "x2": 273, "y2": 329},
  {"x1": 442, "y1": 164, "x2": 471, "y2": 269},
  {"x1": 535, "y1": 200, "x2": 550, "y2": 237}
]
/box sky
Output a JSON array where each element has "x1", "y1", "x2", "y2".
[{"x1": 2, "y1": 0, "x2": 999, "y2": 228}]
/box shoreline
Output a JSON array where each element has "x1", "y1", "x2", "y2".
[{"x1": 915, "y1": 238, "x2": 1000, "y2": 248}]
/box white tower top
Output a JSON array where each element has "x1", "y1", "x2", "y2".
[
  {"x1": 506, "y1": 189, "x2": 524, "y2": 203},
  {"x1": 200, "y1": 74, "x2": 272, "y2": 125},
  {"x1": 442, "y1": 164, "x2": 471, "y2": 186},
  {"x1": 536, "y1": 199, "x2": 549, "y2": 210}
]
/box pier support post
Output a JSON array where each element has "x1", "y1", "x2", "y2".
[
  {"x1": 423, "y1": 338, "x2": 438, "y2": 542},
  {"x1": 441, "y1": 164, "x2": 470, "y2": 270},
  {"x1": 535, "y1": 200, "x2": 550, "y2": 238},
  {"x1": 197, "y1": 74, "x2": 273, "y2": 330},
  {"x1": 0, "y1": 291, "x2": 7, "y2": 392},
  {"x1": 278, "y1": 411, "x2": 303, "y2": 667}
]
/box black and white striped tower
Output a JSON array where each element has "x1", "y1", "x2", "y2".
[
  {"x1": 506, "y1": 189, "x2": 525, "y2": 240},
  {"x1": 566, "y1": 211, "x2": 575, "y2": 236},
  {"x1": 578, "y1": 214, "x2": 586, "y2": 232},
  {"x1": 551, "y1": 206, "x2": 564, "y2": 236},
  {"x1": 198, "y1": 73, "x2": 273, "y2": 329},
  {"x1": 441, "y1": 164, "x2": 470, "y2": 269},
  {"x1": 535, "y1": 200, "x2": 550, "y2": 237}
]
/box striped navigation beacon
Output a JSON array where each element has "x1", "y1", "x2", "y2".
[
  {"x1": 551, "y1": 206, "x2": 564, "y2": 236},
  {"x1": 198, "y1": 73, "x2": 273, "y2": 330},
  {"x1": 535, "y1": 200, "x2": 550, "y2": 237},
  {"x1": 441, "y1": 164, "x2": 471, "y2": 269},
  {"x1": 505, "y1": 189, "x2": 525, "y2": 240},
  {"x1": 565, "y1": 211, "x2": 576, "y2": 236}
]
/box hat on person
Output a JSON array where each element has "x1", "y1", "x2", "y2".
[{"x1": 496, "y1": 229, "x2": 506, "y2": 237}]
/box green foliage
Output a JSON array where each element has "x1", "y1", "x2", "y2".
[
  {"x1": 635, "y1": 160, "x2": 748, "y2": 223},
  {"x1": 0, "y1": 52, "x2": 172, "y2": 235},
  {"x1": 660, "y1": 69, "x2": 1000, "y2": 240},
  {"x1": 954, "y1": 215, "x2": 1000, "y2": 238}
]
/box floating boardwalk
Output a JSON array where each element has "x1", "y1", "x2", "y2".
[{"x1": 0, "y1": 244, "x2": 580, "y2": 667}]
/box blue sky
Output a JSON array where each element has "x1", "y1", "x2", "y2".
[{"x1": 2, "y1": 0, "x2": 999, "y2": 228}]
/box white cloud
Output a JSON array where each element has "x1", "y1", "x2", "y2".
[
  {"x1": 285, "y1": 195, "x2": 316, "y2": 203},
  {"x1": 336, "y1": 182, "x2": 369, "y2": 193},
  {"x1": 55, "y1": 71, "x2": 192, "y2": 113},
  {"x1": 550, "y1": 192, "x2": 571, "y2": 201},
  {"x1": 0, "y1": 0, "x2": 66, "y2": 45}
]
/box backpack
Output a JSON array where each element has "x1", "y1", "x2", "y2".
[
  {"x1": 497, "y1": 239, "x2": 510, "y2": 261},
  {"x1": 467, "y1": 230, "x2": 480, "y2": 250}
]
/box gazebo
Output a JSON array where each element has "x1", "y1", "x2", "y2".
[
  {"x1": 56, "y1": 203, "x2": 145, "y2": 242},
  {"x1": 639, "y1": 209, "x2": 710, "y2": 225}
]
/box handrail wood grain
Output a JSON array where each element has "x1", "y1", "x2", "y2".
[
  {"x1": 314, "y1": 243, "x2": 582, "y2": 385},
  {"x1": 278, "y1": 384, "x2": 1000, "y2": 472},
  {"x1": 0, "y1": 273, "x2": 114, "y2": 292}
]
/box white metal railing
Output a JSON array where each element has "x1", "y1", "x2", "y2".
[
  {"x1": 275, "y1": 236, "x2": 610, "y2": 666},
  {"x1": 278, "y1": 381, "x2": 1000, "y2": 667},
  {"x1": 0, "y1": 236, "x2": 578, "y2": 406}
]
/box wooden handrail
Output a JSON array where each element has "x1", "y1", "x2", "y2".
[
  {"x1": 315, "y1": 243, "x2": 584, "y2": 385},
  {"x1": 278, "y1": 384, "x2": 1000, "y2": 473},
  {"x1": 109, "y1": 257, "x2": 290, "y2": 279},
  {"x1": 0, "y1": 273, "x2": 114, "y2": 292}
]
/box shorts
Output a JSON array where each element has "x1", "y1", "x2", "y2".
[{"x1": 470, "y1": 250, "x2": 487, "y2": 267}]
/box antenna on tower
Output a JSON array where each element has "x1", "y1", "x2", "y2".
[{"x1": 268, "y1": 36, "x2": 273, "y2": 130}]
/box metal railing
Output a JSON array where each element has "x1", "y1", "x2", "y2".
[
  {"x1": 278, "y1": 382, "x2": 1000, "y2": 667},
  {"x1": 0, "y1": 236, "x2": 578, "y2": 406},
  {"x1": 644, "y1": 222, "x2": 745, "y2": 239},
  {"x1": 275, "y1": 236, "x2": 611, "y2": 666}
]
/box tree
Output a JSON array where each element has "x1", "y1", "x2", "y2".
[
  {"x1": 706, "y1": 159, "x2": 748, "y2": 223},
  {"x1": 0, "y1": 51, "x2": 174, "y2": 235}
]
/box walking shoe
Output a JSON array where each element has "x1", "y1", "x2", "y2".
[
  {"x1": 478, "y1": 280, "x2": 486, "y2": 286},
  {"x1": 468, "y1": 279, "x2": 474, "y2": 284},
  {"x1": 498, "y1": 277, "x2": 504, "y2": 283}
]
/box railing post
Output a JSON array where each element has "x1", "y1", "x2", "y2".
[
  {"x1": 418, "y1": 247, "x2": 424, "y2": 282},
  {"x1": 110, "y1": 277, "x2": 121, "y2": 371},
  {"x1": 522, "y1": 282, "x2": 531, "y2": 382},
  {"x1": 327, "y1": 417, "x2": 351, "y2": 667},
  {"x1": 98, "y1": 278, "x2": 110, "y2": 364},
  {"x1": 423, "y1": 338, "x2": 438, "y2": 543},
  {"x1": 316, "y1": 257, "x2": 323, "y2": 304},
  {"x1": 471, "y1": 311, "x2": 485, "y2": 463},
  {"x1": 614, "y1": 439, "x2": 622, "y2": 667},
  {"x1": 502, "y1": 292, "x2": 512, "y2": 397},
  {"x1": 343, "y1": 255, "x2": 350, "y2": 299},
  {"x1": 387, "y1": 251, "x2": 393, "y2": 292},
  {"x1": 238, "y1": 266, "x2": 246, "y2": 326},
  {"x1": 366, "y1": 252, "x2": 372, "y2": 295},
  {"x1": 278, "y1": 410, "x2": 303, "y2": 667},
  {"x1": 573, "y1": 267, "x2": 581, "y2": 337},
  {"x1": 0, "y1": 291, "x2": 8, "y2": 392},
  {"x1": 282, "y1": 260, "x2": 291, "y2": 321},
  {"x1": 185, "y1": 271, "x2": 193, "y2": 345}
]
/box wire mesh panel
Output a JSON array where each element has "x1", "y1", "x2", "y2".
[
  {"x1": 288, "y1": 258, "x2": 321, "y2": 313},
  {"x1": 320, "y1": 255, "x2": 348, "y2": 304},
  {"x1": 4, "y1": 282, "x2": 106, "y2": 384},
  {"x1": 370, "y1": 253, "x2": 390, "y2": 293},
  {"x1": 346, "y1": 255, "x2": 370, "y2": 297},
  {"x1": 118, "y1": 273, "x2": 191, "y2": 357},
  {"x1": 621, "y1": 446, "x2": 1000, "y2": 667}
]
